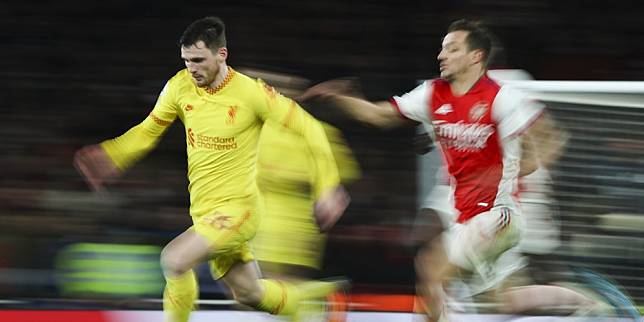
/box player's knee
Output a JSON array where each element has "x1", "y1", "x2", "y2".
[{"x1": 160, "y1": 246, "x2": 189, "y2": 277}]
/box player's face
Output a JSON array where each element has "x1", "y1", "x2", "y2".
[
  {"x1": 181, "y1": 41, "x2": 227, "y2": 87},
  {"x1": 437, "y1": 31, "x2": 478, "y2": 81}
]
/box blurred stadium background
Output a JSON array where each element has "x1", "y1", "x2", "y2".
[{"x1": 1, "y1": 0, "x2": 643, "y2": 319}]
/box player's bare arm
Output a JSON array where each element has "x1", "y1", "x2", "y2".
[
  {"x1": 333, "y1": 96, "x2": 403, "y2": 129},
  {"x1": 526, "y1": 112, "x2": 569, "y2": 168},
  {"x1": 519, "y1": 135, "x2": 538, "y2": 177},
  {"x1": 301, "y1": 79, "x2": 405, "y2": 129}
]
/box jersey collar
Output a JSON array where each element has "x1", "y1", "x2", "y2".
[{"x1": 202, "y1": 67, "x2": 236, "y2": 95}]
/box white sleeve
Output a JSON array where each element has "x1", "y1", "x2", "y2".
[
  {"x1": 391, "y1": 80, "x2": 432, "y2": 124},
  {"x1": 492, "y1": 85, "x2": 545, "y2": 139}
]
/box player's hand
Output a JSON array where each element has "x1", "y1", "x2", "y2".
[
  {"x1": 314, "y1": 185, "x2": 350, "y2": 232},
  {"x1": 299, "y1": 79, "x2": 358, "y2": 102},
  {"x1": 73, "y1": 144, "x2": 121, "y2": 192}
]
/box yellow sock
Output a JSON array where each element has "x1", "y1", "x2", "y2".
[
  {"x1": 296, "y1": 280, "x2": 342, "y2": 300},
  {"x1": 163, "y1": 270, "x2": 198, "y2": 322},
  {"x1": 257, "y1": 279, "x2": 342, "y2": 317},
  {"x1": 257, "y1": 279, "x2": 300, "y2": 315}
]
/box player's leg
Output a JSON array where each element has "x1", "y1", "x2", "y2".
[
  {"x1": 219, "y1": 260, "x2": 265, "y2": 308},
  {"x1": 160, "y1": 228, "x2": 212, "y2": 322},
  {"x1": 198, "y1": 203, "x2": 344, "y2": 318},
  {"x1": 254, "y1": 190, "x2": 337, "y2": 321},
  {"x1": 459, "y1": 208, "x2": 601, "y2": 316},
  {"x1": 437, "y1": 207, "x2": 522, "y2": 317},
  {"x1": 416, "y1": 236, "x2": 456, "y2": 322},
  {"x1": 220, "y1": 259, "x2": 302, "y2": 314},
  {"x1": 253, "y1": 190, "x2": 325, "y2": 281},
  {"x1": 218, "y1": 259, "x2": 345, "y2": 316},
  {"x1": 414, "y1": 208, "x2": 454, "y2": 322},
  {"x1": 258, "y1": 263, "x2": 330, "y2": 322},
  {"x1": 494, "y1": 248, "x2": 601, "y2": 313},
  {"x1": 496, "y1": 197, "x2": 603, "y2": 315},
  {"x1": 497, "y1": 284, "x2": 598, "y2": 314},
  {"x1": 160, "y1": 204, "x2": 261, "y2": 322}
]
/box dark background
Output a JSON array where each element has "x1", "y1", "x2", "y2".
[{"x1": 1, "y1": 0, "x2": 643, "y2": 307}]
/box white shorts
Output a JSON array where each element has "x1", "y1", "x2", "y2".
[
  {"x1": 444, "y1": 207, "x2": 525, "y2": 293},
  {"x1": 421, "y1": 184, "x2": 458, "y2": 227}
]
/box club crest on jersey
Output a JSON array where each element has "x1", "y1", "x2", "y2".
[
  {"x1": 469, "y1": 101, "x2": 489, "y2": 122},
  {"x1": 226, "y1": 106, "x2": 238, "y2": 125},
  {"x1": 185, "y1": 104, "x2": 194, "y2": 112}
]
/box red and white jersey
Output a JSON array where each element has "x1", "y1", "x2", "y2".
[{"x1": 391, "y1": 74, "x2": 544, "y2": 223}]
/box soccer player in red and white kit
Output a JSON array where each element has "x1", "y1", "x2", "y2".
[{"x1": 301, "y1": 19, "x2": 586, "y2": 321}]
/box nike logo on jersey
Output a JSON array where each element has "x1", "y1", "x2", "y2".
[{"x1": 435, "y1": 104, "x2": 453, "y2": 115}]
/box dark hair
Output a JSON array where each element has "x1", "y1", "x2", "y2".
[
  {"x1": 179, "y1": 16, "x2": 226, "y2": 50},
  {"x1": 447, "y1": 19, "x2": 492, "y2": 66}
]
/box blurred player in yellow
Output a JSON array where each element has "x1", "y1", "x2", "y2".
[
  {"x1": 73, "y1": 16, "x2": 349, "y2": 322},
  {"x1": 256, "y1": 122, "x2": 359, "y2": 273},
  {"x1": 239, "y1": 68, "x2": 360, "y2": 321}
]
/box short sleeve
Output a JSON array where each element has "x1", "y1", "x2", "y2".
[
  {"x1": 390, "y1": 80, "x2": 432, "y2": 123},
  {"x1": 492, "y1": 85, "x2": 545, "y2": 139}
]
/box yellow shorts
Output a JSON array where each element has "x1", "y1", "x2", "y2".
[{"x1": 192, "y1": 204, "x2": 260, "y2": 279}]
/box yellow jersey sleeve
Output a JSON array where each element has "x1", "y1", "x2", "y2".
[
  {"x1": 100, "y1": 80, "x2": 178, "y2": 170},
  {"x1": 254, "y1": 79, "x2": 340, "y2": 198},
  {"x1": 321, "y1": 122, "x2": 361, "y2": 184}
]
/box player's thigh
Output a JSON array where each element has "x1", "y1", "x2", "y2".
[
  {"x1": 193, "y1": 205, "x2": 259, "y2": 254},
  {"x1": 415, "y1": 233, "x2": 452, "y2": 282},
  {"x1": 194, "y1": 205, "x2": 259, "y2": 279}
]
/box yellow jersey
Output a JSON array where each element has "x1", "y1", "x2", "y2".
[
  {"x1": 254, "y1": 121, "x2": 360, "y2": 268},
  {"x1": 257, "y1": 122, "x2": 360, "y2": 196},
  {"x1": 100, "y1": 67, "x2": 339, "y2": 218}
]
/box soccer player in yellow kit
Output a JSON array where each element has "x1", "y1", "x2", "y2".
[
  {"x1": 255, "y1": 121, "x2": 360, "y2": 273},
  {"x1": 254, "y1": 118, "x2": 360, "y2": 321},
  {"x1": 74, "y1": 16, "x2": 349, "y2": 322}
]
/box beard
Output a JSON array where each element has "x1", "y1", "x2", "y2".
[{"x1": 441, "y1": 71, "x2": 455, "y2": 82}]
